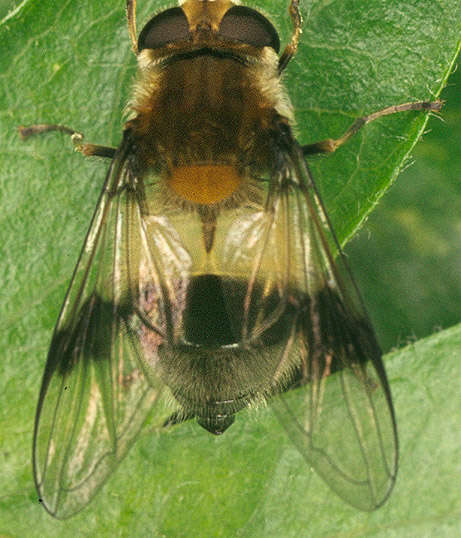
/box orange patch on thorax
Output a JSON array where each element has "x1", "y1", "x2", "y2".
[{"x1": 168, "y1": 164, "x2": 241, "y2": 205}]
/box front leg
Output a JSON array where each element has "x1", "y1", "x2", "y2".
[
  {"x1": 302, "y1": 100, "x2": 443, "y2": 156},
  {"x1": 18, "y1": 123, "x2": 117, "y2": 159},
  {"x1": 278, "y1": 0, "x2": 303, "y2": 73}
]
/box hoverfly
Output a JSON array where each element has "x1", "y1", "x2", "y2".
[{"x1": 20, "y1": 0, "x2": 441, "y2": 519}]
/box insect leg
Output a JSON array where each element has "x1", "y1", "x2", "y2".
[
  {"x1": 126, "y1": 0, "x2": 138, "y2": 55},
  {"x1": 18, "y1": 124, "x2": 117, "y2": 159},
  {"x1": 278, "y1": 0, "x2": 303, "y2": 73},
  {"x1": 302, "y1": 100, "x2": 443, "y2": 156},
  {"x1": 162, "y1": 409, "x2": 195, "y2": 429}
]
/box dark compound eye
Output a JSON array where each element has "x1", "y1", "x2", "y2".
[
  {"x1": 218, "y1": 6, "x2": 280, "y2": 52},
  {"x1": 138, "y1": 7, "x2": 191, "y2": 51}
]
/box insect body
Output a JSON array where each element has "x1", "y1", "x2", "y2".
[{"x1": 24, "y1": 0, "x2": 441, "y2": 519}]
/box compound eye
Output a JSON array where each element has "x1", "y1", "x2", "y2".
[
  {"x1": 218, "y1": 6, "x2": 280, "y2": 52},
  {"x1": 138, "y1": 7, "x2": 190, "y2": 51}
]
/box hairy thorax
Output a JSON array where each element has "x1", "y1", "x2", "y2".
[{"x1": 127, "y1": 46, "x2": 294, "y2": 203}]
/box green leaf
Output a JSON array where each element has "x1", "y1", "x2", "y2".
[
  {"x1": 348, "y1": 63, "x2": 461, "y2": 350},
  {"x1": 0, "y1": 0, "x2": 460, "y2": 535}
]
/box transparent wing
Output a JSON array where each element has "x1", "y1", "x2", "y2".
[
  {"x1": 33, "y1": 137, "x2": 164, "y2": 519},
  {"x1": 269, "y1": 144, "x2": 398, "y2": 510}
]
